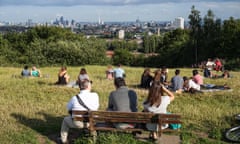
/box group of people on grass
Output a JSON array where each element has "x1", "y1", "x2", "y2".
[
  {"x1": 140, "y1": 67, "x2": 201, "y2": 93},
  {"x1": 59, "y1": 68, "x2": 174, "y2": 143},
  {"x1": 21, "y1": 65, "x2": 41, "y2": 77},
  {"x1": 105, "y1": 64, "x2": 126, "y2": 80},
  {"x1": 54, "y1": 64, "x2": 125, "y2": 87},
  {"x1": 140, "y1": 65, "x2": 231, "y2": 94},
  {"x1": 19, "y1": 62, "x2": 230, "y2": 143},
  {"x1": 20, "y1": 63, "x2": 125, "y2": 86},
  {"x1": 198, "y1": 58, "x2": 231, "y2": 79}
]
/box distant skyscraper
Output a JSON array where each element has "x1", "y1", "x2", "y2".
[
  {"x1": 174, "y1": 17, "x2": 184, "y2": 29},
  {"x1": 60, "y1": 16, "x2": 64, "y2": 25},
  {"x1": 157, "y1": 28, "x2": 160, "y2": 36},
  {"x1": 98, "y1": 16, "x2": 104, "y2": 25},
  {"x1": 136, "y1": 17, "x2": 141, "y2": 27},
  {"x1": 136, "y1": 17, "x2": 140, "y2": 23},
  {"x1": 71, "y1": 19, "x2": 75, "y2": 26},
  {"x1": 118, "y1": 30, "x2": 125, "y2": 39},
  {"x1": 98, "y1": 16, "x2": 101, "y2": 25},
  {"x1": 27, "y1": 19, "x2": 33, "y2": 27}
]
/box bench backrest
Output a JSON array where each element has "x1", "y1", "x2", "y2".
[
  {"x1": 72, "y1": 110, "x2": 90, "y2": 122},
  {"x1": 91, "y1": 111, "x2": 158, "y2": 123},
  {"x1": 72, "y1": 110, "x2": 181, "y2": 124}
]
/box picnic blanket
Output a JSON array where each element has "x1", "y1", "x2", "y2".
[
  {"x1": 65, "y1": 81, "x2": 79, "y2": 88},
  {"x1": 200, "y1": 84, "x2": 232, "y2": 92}
]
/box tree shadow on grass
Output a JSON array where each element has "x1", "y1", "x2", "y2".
[
  {"x1": 201, "y1": 115, "x2": 239, "y2": 143},
  {"x1": 11, "y1": 112, "x2": 154, "y2": 144},
  {"x1": 11, "y1": 111, "x2": 84, "y2": 144},
  {"x1": 11, "y1": 112, "x2": 61, "y2": 143}
]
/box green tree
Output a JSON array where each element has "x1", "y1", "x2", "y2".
[
  {"x1": 188, "y1": 5, "x2": 202, "y2": 64},
  {"x1": 143, "y1": 34, "x2": 161, "y2": 53},
  {"x1": 143, "y1": 34, "x2": 150, "y2": 53},
  {"x1": 113, "y1": 48, "x2": 133, "y2": 66},
  {"x1": 201, "y1": 9, "x2": 218, "y2": 59},
  {"x1": 220, "y1": 17, "x2": 240, "y2": 60}
]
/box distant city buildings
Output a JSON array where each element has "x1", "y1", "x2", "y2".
[{"x1": 0, "y1": 16, "x2": 187, "y2": 37}]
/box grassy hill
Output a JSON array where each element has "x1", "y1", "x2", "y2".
[{"x1": 0, "y1": 66, "x2": 239, "y2": 144}]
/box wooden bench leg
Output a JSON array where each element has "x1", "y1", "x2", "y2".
[
  {"x1": 156, "y1": 137, "x2": 162, "y2": 144},
  {"x1": 90, "y1": 130, "x2": 97, "y2": 143}
]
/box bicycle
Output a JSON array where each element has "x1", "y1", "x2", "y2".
[{"x1": 224, "y1": 114, "x2": 240, "y2": 143}]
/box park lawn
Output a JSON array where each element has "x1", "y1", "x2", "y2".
[{"x1": 0, "y1": 66, "x2": 239, "y2": 144}]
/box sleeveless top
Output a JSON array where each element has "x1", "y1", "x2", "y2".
[
  {"x1": 57, "y1": 73, "x2": 67, "y2": 85},
  {"x1": 31, "y1": 70, "x2": 39, "y2": 77}
]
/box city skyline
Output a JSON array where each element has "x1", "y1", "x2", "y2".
[{"x1": 0, "y1": 0, "x2": 240, "y2": 23}]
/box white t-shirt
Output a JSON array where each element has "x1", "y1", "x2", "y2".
[
  {"x1": 206, "y1": 61, "x2": 215, "y2": 70},
  {"x1": 189, "y1": 79, "x2": 201, "y2": 91},
  {"x1": 78, "y1": 74, "x2": 89, "y2": 81},
  {"x1": 143, "y1": 96, "x2": 171, "y2": 114},
  {"x1": 67, "y1": 90, "x2": 99, "y2": 117},
  {"x1": 143, "y1": 96, "x2": 171, "y2": 131},
  {"x1": 113, "y1": 68, "x2": 125, "y2": 78}
]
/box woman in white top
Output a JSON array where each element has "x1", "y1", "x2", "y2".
[{"x1": 143, "y1": 81, "x2": 174, "y2": 140}]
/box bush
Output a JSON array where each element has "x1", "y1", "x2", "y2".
[
  {"x1": 224, "y1": 58, "x2": 240, "y2": 70},
  {"x1": 112, "y1": 48, "x2": 134, "y2": 66},
  {"x1": 0, "y1": 27, "x2": 109, "y2": 66}
]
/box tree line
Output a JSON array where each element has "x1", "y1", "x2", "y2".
[
  {"x1": 0, "y1": 26, "x2": 109, "y2": 66},
  {"x1": 141, "y1": 6, "x2": 240, "y2": 69},
  {"x1": 0, "y1": 6, "x2": 240, "y2": 69}
]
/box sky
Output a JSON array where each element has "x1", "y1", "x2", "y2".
[{"x1": 0, "y1": 0, "x2": 240, "y2": 23}]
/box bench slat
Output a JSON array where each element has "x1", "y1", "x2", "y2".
[
  {"x1": 91, "y1": 111, "x2": 156, "y2": 118},
  {"x1": 94, "y1": 127, "x2": 144, "y2": 132},
  {"x1": 92, "y1": 118, "x2": 153, "y2": 123},
  {"x1": 72, "y1": 110, "x2": 89, "y2": 115}
]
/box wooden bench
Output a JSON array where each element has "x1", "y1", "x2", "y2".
[{"x1": 72, "y1": 110, "x2": 181, "y2": 141}]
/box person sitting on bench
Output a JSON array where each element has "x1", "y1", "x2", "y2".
[
  {"x1": 106, "y1": 77, "x2": 138, "y2": 129},
  {"x1": 143, "y1": 81, "x2": 175, "y2": 140},
  {"x1": 59, "y1": 79, "x2": 99, "y2": 144}
]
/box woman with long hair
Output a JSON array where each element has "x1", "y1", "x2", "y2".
[
  {"x1": 55, "y1": 66, "x2": 70, "y2": 85},
  {"x1": 143, "y1": 81, "x2": 175, "y2": 140}
]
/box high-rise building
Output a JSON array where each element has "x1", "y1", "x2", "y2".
[
  {"x1": 135, "y1": 17, "x2": 141, "y2": 27},
  {"x1": 60, "y1": 16, "x2": 64, "y2": 24},
  {"x1": 118, "y1": 30, "x2": 125, "y2": 39},
  {"x1": 157, "y1": 28, "x2": 160, "y2": 36},
  {"x1": 98, "y1": 16, "x2": 101, "y2": 25},
  {"x1": 174, "y1": 17, "x2": 184, "y2": 29},
  {"x1": 27, "y1": 19, "x2": 33, "y2": 27}
]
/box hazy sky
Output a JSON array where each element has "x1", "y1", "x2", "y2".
[{"x1": 0, "y1": 0, "x2": 239, "y2": 23}]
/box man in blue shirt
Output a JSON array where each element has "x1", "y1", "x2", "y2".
[
  {"x1": 170, "y1": 69, "x2": 183, "y2": 92},
  {"x1": 113, "y1": 64, "x2": 125, "y2": 78},
  {"x1": 21, "y1": 65, "x2": 30, "y2": 77}
]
